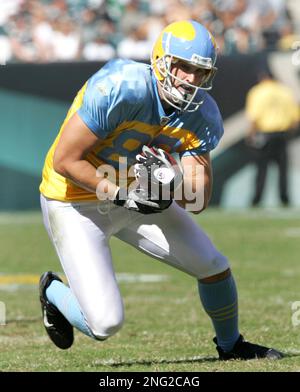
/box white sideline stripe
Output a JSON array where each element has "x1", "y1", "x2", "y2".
[
  {"x1": 0, "y1": 207, "x2": 300, "y2": 227},
  {"x1": 117, "y1": 273, "x2": 168, "y2": 283},
  {"x1": 0, "y1": 335, "x2": 49, "y2": 343},
  {"x1": 280, "y1": 269, "x2": 297, "y2": 278},
  {"x1": 0, "y1": 273, "x2": 169, "y2": 291},
  {"x1": 198, "y1": 208, "x2": 300, "y2": 220},
  {"x1": 0, "y1": 284, "x2": 34, "y2": 292},
  {"x1": 1, "y1": 209, "x2": 300, "y2": 225},
  {"x1": 0, "y1": 213, "x2": 42, "y2": 225},
  {"x1": 284, "y1": 228, "x2": 300, "y2": 237}
]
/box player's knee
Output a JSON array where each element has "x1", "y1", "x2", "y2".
[
  {"x1": 88, "y1": 312, "x2": 124, "y2": 340},
  {"x1": 202, "y1": 252, "x2": 230, "y2": 279}
]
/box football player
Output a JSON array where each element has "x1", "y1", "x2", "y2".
[{"x1": 39, "y1": 20, "x2": 282, "y2": 359}]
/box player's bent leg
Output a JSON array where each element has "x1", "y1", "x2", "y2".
[
  {"x1": 39, "y1": 271, "x2": 74, "y2": 349},
  {"x1": 198, "y1": 264, "x2": 283, "y2": 359},
  {"x1": 199, "y1": 269, "x2": 283, "y2": 360},
  {"x1": 40, "y1": 195, "x2": 125, "y2": 347},
  {"x1": 200, "y1": 268, "x2": 231, "y2": 283},
  {"x1": 116, "y1": 202, "x2": 229, "y2": 279},
  {"x1": 116, "y1": 203, "x2": 283, "y2": 360},
  {"x1": 45, "y1": 272, "x2": 124, "y2": 341},
  {"x1": 44, "y1": 273, "x2": 97, "y2": 339},
  {"x1": 116, "y1": 203, "x2": 238, "y2": 350},
  {"x1": 85, "y1": 311, "x2": 124, "y2": 340},
  {"x1": 40, "y1": 269, "x2": 124, "y2": 345}
]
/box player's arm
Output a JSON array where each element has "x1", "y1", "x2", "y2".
[
  {"x1": 53, "y1": 112, "x2": 118, "y2": 199},
  {"x1": 245, "y1": 90, "x2": 261, "y2": 142},
  {"x1": 176, "y1": 152, "x2": 212, "y2": 214},
  {"x1": 245, "y1": 121, "x2": 259, "y2": 145}
]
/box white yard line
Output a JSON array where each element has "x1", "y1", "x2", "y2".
[
  {"x1": 284, "y1": 228, "x2": 300, "y2": 237},
  {"x1": 0, "y1": 212, "x2": 42, "y2": 225},
  {"x1": 0, "y1": 273, "x2": 169, "y2": 292}
]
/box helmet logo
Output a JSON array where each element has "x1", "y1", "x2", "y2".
[{"x1": 191, "y1": 54, "x2": 212, "y2": 68}]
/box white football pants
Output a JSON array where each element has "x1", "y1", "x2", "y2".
[{"x1": 40, "y1": 194, "x2": 229, "y2": 339}]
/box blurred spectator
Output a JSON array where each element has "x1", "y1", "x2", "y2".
[
  {"x1": 0, "y1": 0, "x2": 299, "y2": 63},
  {"x1": 245, "y1": 70, "x2": 299, "y2": 207},
  {"x1": 118, "y1": 0, "x2": 145, "y2": 35},
  {"x1": 9, "y1": 14, "x2": 37, "y2": 62},
  {"x1": 82, "y1": 36, "x2": 116, "y2": 61},
  {"x1": 31, "y1": 6, "x2": 55, "y2": 62},
  {"x1": 51, "y1": 18, "x2": 81, "y2": 61},
  {"x1": 0, "y1": 0, "x2": 23, "y2": 26},
  {"x1": 117, "y1": 24, "x2": 151, "y2": 60},
  {"x1": 0, "y1": 31, "x2": 12, "y2": 64},
  {"x1": 162, "y1": 0, "x2": 192, "y2": 24}
]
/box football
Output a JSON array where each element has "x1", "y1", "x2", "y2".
[{"x1": 135, "y1": 145, "x2": 183, "y2": 194}]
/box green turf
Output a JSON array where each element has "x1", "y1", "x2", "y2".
[{"x1": 0, "y1": 208, "x2": 300, "y2": 371}]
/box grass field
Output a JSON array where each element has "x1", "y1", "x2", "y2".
[{"x1": 0, "y1": 208, "x2": 300, "y2": 372}]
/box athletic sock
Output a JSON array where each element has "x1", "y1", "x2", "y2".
[
  {"x1": 198, "y1": 274, "x2": 239, "y2": 352},
  {"x1": 46, "y1": 280, "x2": 95, "y2": 338}
]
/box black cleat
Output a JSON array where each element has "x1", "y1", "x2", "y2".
[
  {"x1": 39, "y1": 271, "x2": 74, "y2": 349},
  {"x1": 214, "y1": 334, "x2": 284, "y2": 360}
]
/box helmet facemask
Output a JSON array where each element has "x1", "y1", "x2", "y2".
[{"x1": 153, "y1": 55, "x2": 217, "y2": 112}]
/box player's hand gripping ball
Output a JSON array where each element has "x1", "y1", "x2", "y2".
[{"x1": 134, "y1": 145, "x2": 183, "y2": 199}]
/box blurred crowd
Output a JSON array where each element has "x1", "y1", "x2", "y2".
[{"x1": 0, "y1": 0, "x2": 299, "y2": 64}]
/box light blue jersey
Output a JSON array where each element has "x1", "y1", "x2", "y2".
[{"x1": 77, "y1": 59, "x2": 223, "y2": 169}]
